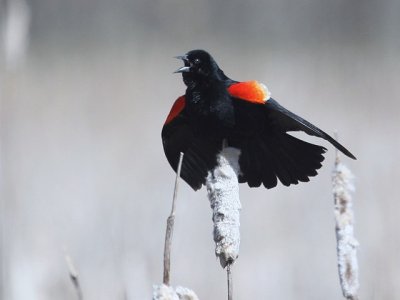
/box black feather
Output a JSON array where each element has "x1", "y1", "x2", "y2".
[
  {"x1": 265, "y1": 98, "x2": 356, "y2": 159},
  {"x1": 162, "y1": 115, "x2": 222, "y2": 190},
  {"x1": 234, "y1": 132, "x2": 326, "y2": 189}
]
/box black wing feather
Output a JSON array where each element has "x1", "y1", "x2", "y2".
[
  {"x1": 236, "y1": 131, "x2": 326, "y2": 189},
  {"x1": 230, "y1": 96, "x2": 353, "y2": 189},
  {"x1": 230, "y1": 97, "x2": 326, "y2": 189},
  {"x1": 265, "y1": 98, "x2": 356, "y2": 159},
  {"x1": 162, "y1": 110, "x2": 221, "y2": 190}
]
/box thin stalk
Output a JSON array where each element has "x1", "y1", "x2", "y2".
[{"x1": 163, "y1": 152, "x2": 184, "y2": 285}]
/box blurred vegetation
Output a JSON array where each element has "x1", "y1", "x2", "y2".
[{"x1": 1, "y1": 0, "x2": 399, "y2": 299}]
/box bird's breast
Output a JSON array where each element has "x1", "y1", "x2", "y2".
[{"x1": 186, "y1": 89, "x2": 235, "y2": 134}]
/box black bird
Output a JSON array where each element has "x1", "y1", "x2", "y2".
[{"x1": 162, "y1": 49, "x2": 356, "y2": 190}]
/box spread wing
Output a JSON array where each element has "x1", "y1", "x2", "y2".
[
  {"x1": 265, "y1": 98, "x2": 356, "y2": 159},
  {"x1": 227, "y1": 81, "x2": 356, "y2": 189},
  {"x1": 161, "y1": 96, "x2": 222, "y2": 190}
]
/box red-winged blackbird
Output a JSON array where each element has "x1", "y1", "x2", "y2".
[{"x1": 162, "y1": 49, "x2": 356, "y2": 190}]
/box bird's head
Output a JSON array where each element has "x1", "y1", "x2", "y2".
[{"x1": 174, "y1": 49, "x2": 222, "y2": 86}]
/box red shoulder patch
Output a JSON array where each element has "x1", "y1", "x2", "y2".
[
  {"x1": 228, "y1": 81, "x2": 270, "y2": 104},
  {"x1": 165, "y1": 96, "x2": 186, "y2": 124}
]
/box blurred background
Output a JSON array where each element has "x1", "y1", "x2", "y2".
[{"x1": 1, "y1": 0, "x2": 399, "y2": 299}]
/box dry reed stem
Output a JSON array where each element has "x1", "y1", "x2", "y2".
[
  {"x1": 163, "y1": 152, "x2": 184, "y2": 285},
  {"x1": 154, "y1": 151, "x2": 199, "y2": 299},
  {"x1": 227, "y1": 264, "x2": 233, "y2": 300}
]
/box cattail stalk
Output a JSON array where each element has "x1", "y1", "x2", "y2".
[
  {"x1": 154, "y1": 152, "x2": 199, "y2": 300},
  {"x1": 153, "y1": 284, "x2": 199, "y2": 300},
  {"x1": 206, "y1": 146, "x2": 241, "y2": 300},
  {"x1": 156, "y1": 146, "x2": 242, "y2": 299},
  {"x1": 206, "y1": 147, "x2": 241, "y2": 268},
  {"x1": 163, "y1": 152, "x2": 184, "y2": 285},
  {"x1": 332, "y1": 149, "x2": 360, "y2": 300}
]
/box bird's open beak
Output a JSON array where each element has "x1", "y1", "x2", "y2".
[
  {"x1": 174, "y1": 66, "x2": 190, "y2": 73},
  {"x1": 174, "y1": 55, "x2": 190, "y2": 73},
  {"x1": 174, "y1": 55, "x2": 188, "y2": 61}
]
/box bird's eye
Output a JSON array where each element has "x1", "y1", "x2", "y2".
[{"x1": 194, "y1": 58, "x2": 201, "y2": 65}]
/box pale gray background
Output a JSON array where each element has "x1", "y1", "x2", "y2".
[{"x1": 1, "y1": 0, "x2": 399, "y2": 299}]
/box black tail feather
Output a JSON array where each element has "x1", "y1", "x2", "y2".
[
  {"x1": 173, "y1": 138, "x2": 222, "y2": 190},
  {"x1": 236, "y1": 133, "x2": 326, "y2": 189}
]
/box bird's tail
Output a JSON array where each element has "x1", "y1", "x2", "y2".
[{"x1": 236, "y1": 133, "x2": 326, "y2": 188}]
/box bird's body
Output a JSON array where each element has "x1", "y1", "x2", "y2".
[{"x1": 162, "y1": 50, "x2": 356, "y2": 190}]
